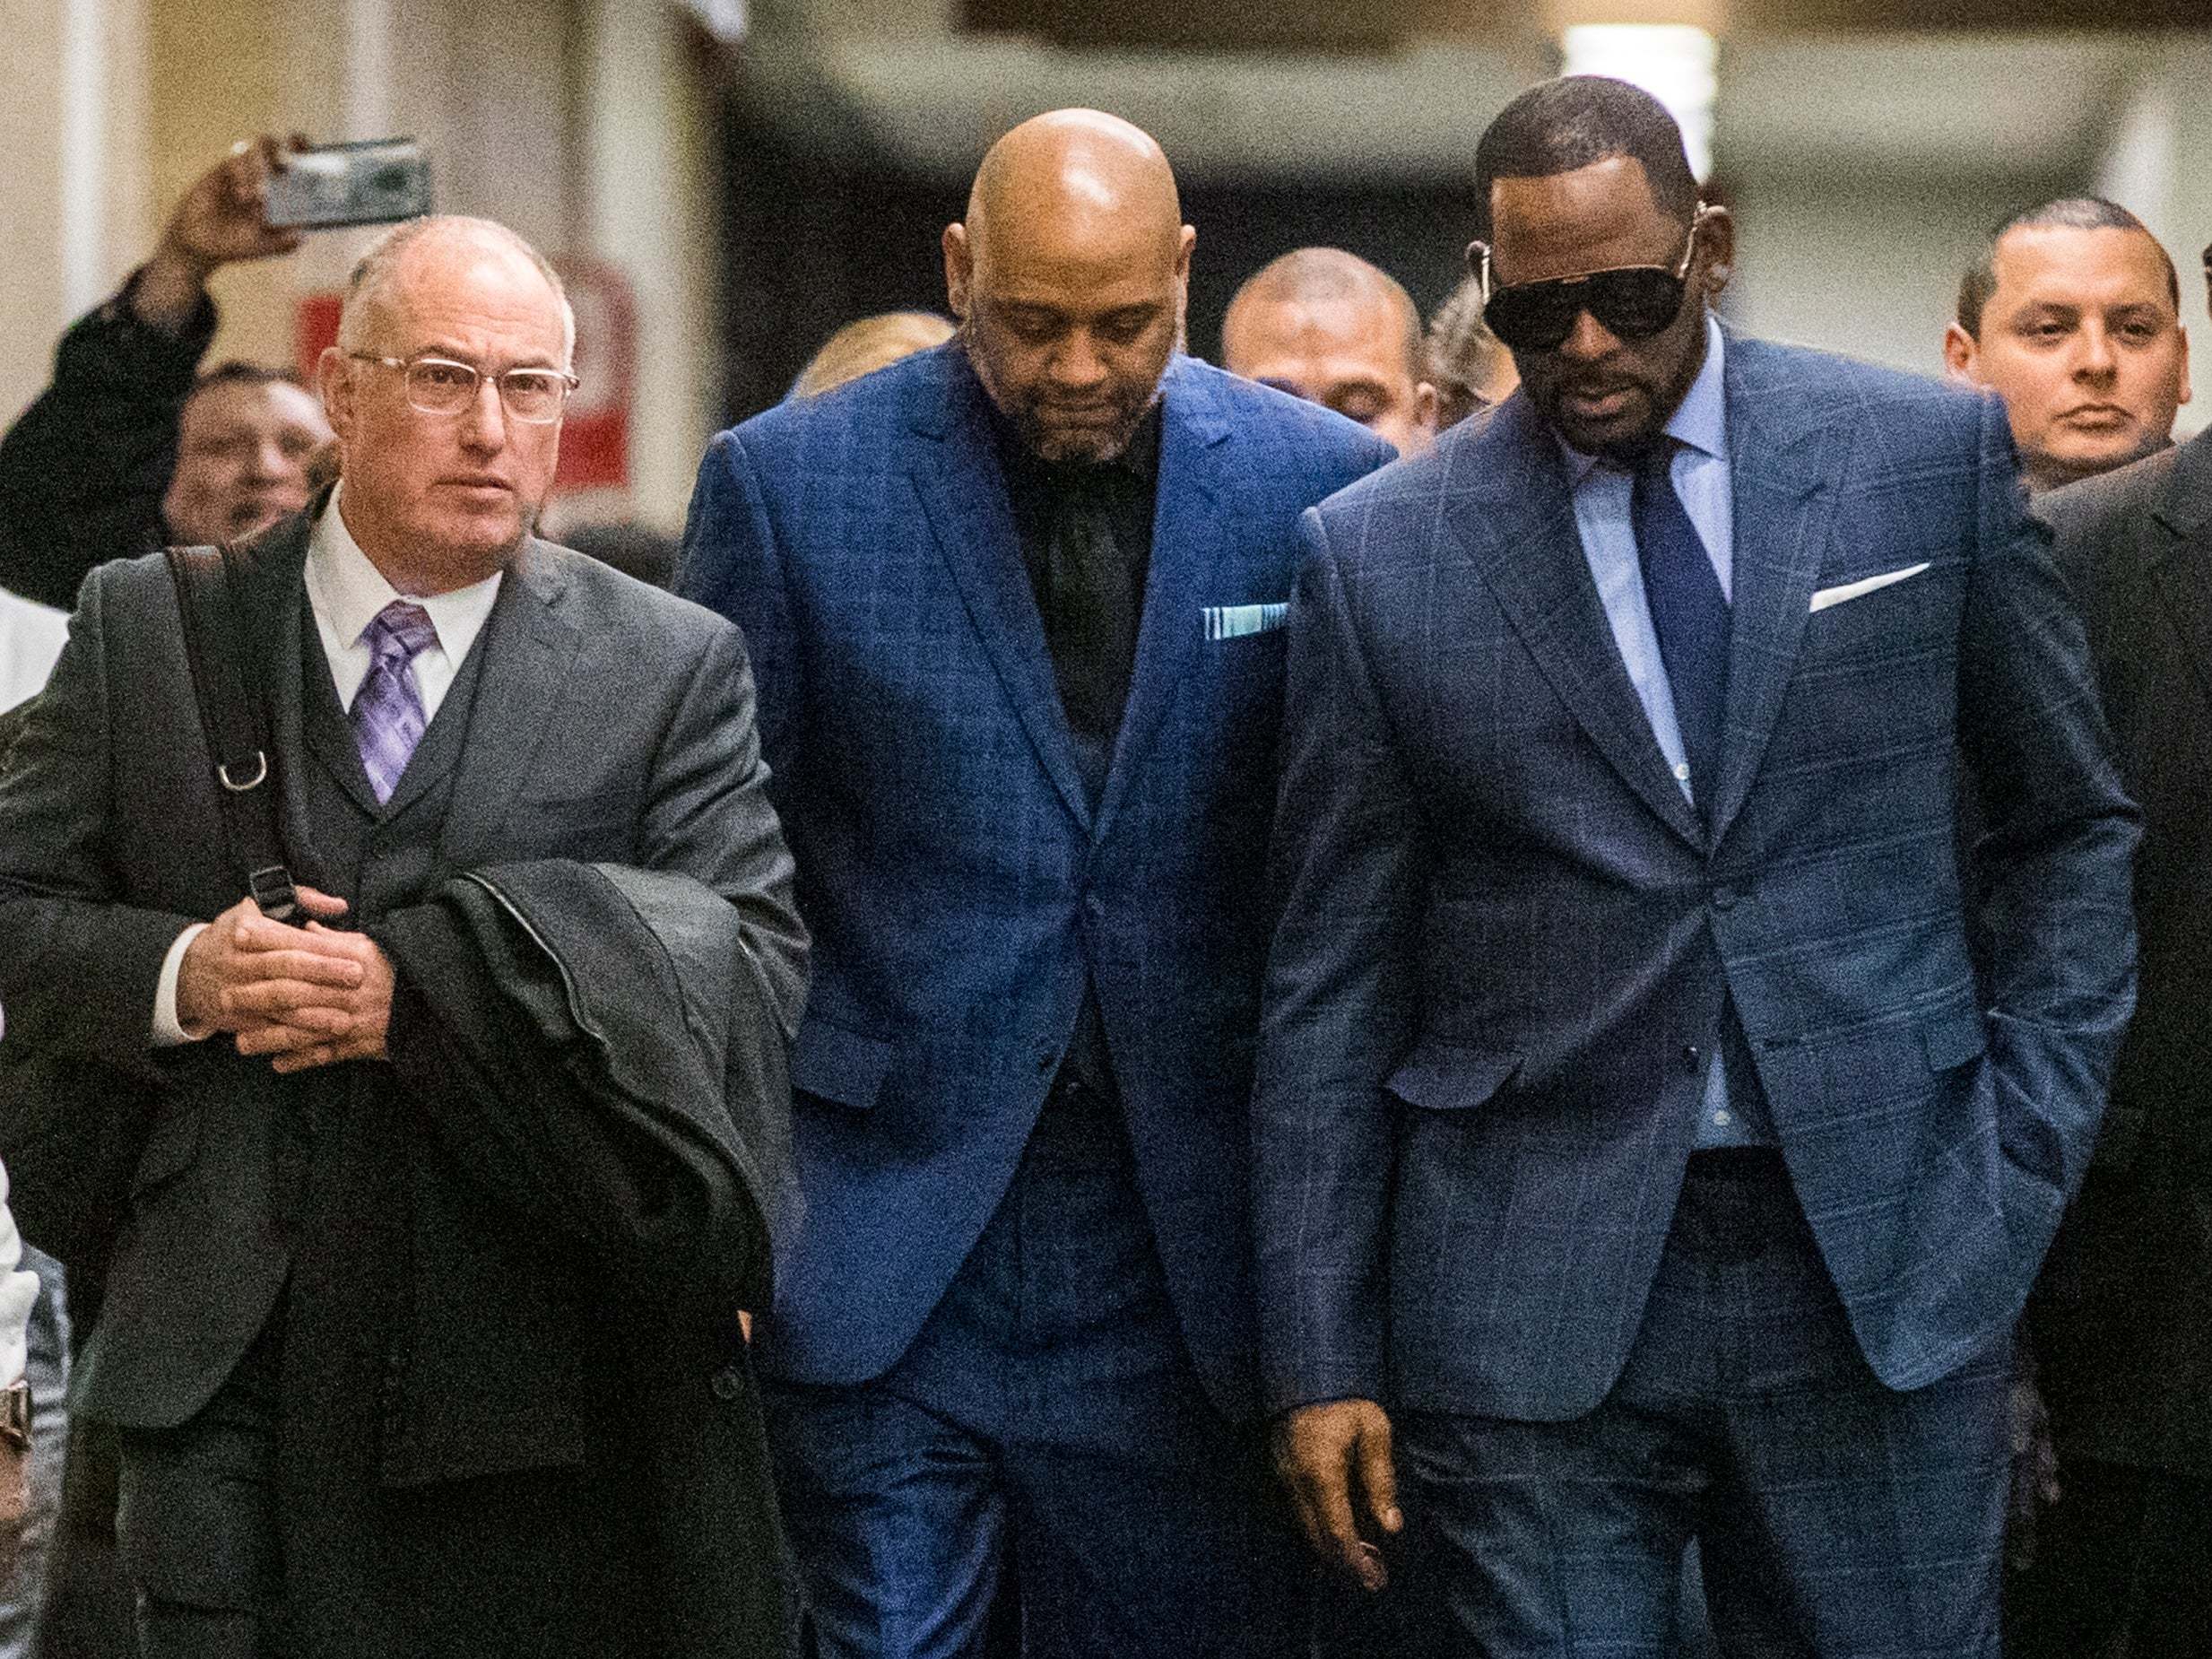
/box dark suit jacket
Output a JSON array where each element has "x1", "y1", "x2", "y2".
[
  {"x1": 0, "y1": 508, "x2": 809, "y2": 1654},
  {"x1": 679, "y1": 344, "x2": 1393, "y2": 1417},
  {"x1": 2032, "y1": 428, "x2": 2212, "y2": 1476},
  {"x1": 1254, "y1": 334, "x2": 2139, "y2": 1423}
]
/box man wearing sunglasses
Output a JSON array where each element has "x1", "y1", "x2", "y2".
[{"x1": 1254, "y1": 74, "x2": 2138, "y2": 1655}]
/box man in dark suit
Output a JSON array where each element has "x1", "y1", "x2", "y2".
[
  {"x1": 1254, "y1": 77, "x2": 2138, "y2": 1655},
  {"x1": 678, "y1": 109, "x2": 1392, "y2": 1658},
  {"x1": 0, "y1": 214, "x2": 807, "y2": 1658},
  {"x1": 2012, "y1": 280, "x2": 2212, "y2": 1658},
  {"x1": 0, "y1": 136, "x2": 330, "y2": 613}
]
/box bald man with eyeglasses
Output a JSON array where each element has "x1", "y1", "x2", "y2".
[
  {"x1": 0, "y1": 214, "x2": 807, "y2": 1659},
  {"x1": 1253, "y1": 75, "x2": 2137, "y2": 1656}
]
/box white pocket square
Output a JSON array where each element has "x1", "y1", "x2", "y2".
[
  {"x1": 1201, "y1": 602, "x2": 1288, "y2": 640},
  {"x1": 1809, "y1": 562, "x2": 1931, "y2": 613}
]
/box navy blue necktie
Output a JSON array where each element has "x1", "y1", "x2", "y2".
[{"x1": 1632, "y1": 443, "x2": 1730, "y2": 818}]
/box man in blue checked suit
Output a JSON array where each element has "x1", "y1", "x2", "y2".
[
  {"x1": 679, "y1": 110, "x2": 1392, "y2": 1658},
  {"x1": 1255, "y1": 78, "x2": 2139, "y2": 1656}
]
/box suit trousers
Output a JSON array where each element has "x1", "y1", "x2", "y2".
[
  {"x1": 111, "y1": 1310, "x2": 282, "y2": 1659},
  {"x1": 763, "y1": 1076, "x2": 1296, "y2": 1659},
  {"x1": 1392, "y1": 1151, "x2": 2009, "y2": 1659}
]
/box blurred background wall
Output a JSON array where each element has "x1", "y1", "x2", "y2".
[{"x1": 2, "y1": 0, "x2": 2208, "y2": 535}]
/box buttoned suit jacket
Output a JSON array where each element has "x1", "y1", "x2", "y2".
[
  {"x1": 1254, "y1": 333, "x2": 2139, "y2": 1423},
  {"x1": 0, "y1": 506, "x2": 804, "y2": 1436},
  {"x1": 2032, "y1": 429, "x2": 2212, "y2": 1476},
  {"x1": 678, "y1": 344, "x2": 1392, "y2": 1417}
]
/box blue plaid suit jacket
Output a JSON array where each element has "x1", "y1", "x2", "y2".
[
  {"x1": 679, "y1": 345, "x2": 1392, "y2": 1417},
  {"x1": 1253, "y1": 333, "x2": 2139, "y2": 1422}
]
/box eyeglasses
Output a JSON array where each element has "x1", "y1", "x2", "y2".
[
  {"x1": 350, "y1": 353, "x2": 579, "y2": 423},
  {"x1": 1467, "y1": 207, "x2": 1710, "y2": 352}
]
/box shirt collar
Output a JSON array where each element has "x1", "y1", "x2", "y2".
[
  {"x1": 305, "y1": 482, "x2": 504, "y2": 655},
  {"x1": 1557, "y1": 312, "x2": 1729, "y2": 484}
]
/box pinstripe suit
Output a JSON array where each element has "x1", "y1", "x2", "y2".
[
  {"x1": 680, "y1": 343, "x2": 1392, "y2": 1655},
  {"x1": 1254, "y1": 334, "x2": 2138, "y2": 1652}
]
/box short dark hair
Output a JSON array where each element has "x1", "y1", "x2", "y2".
[
  {"x1": 1471, "y1": 75, "x2": 1699, "y2": 244},
  {"x1": 1955, "y1": 198, "x2": 2181, "y2": 337},
  {"x1": 187, "y1": 360, "x2": 308, "y2": 400}
]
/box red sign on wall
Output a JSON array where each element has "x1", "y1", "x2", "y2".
[{"x1": 296, "y1": 255, "x2": 636, "y2": 495}]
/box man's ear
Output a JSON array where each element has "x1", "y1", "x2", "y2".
[
  {"x1": 1414, "y1": 379, "x2": 1441, "y2": 436},
  {"x1": 1942, "y1": 321, "x2": 1982, "y2": 385},
  {"x1": 2176, "y1": 324, "x2": 2191, "y2": 407},
  {"x1": 1696, "y1": 205, "x2": 1735, "y2": 300},
  {"x1": 943, "y1": 223, "x2": 973, "y2": 320},
  {"x1": 315, "y1": 346, "x2": 356, "y2": 439}
]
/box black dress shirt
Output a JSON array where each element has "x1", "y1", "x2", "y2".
[
  {"x1": 990, "y1": 400, "x2": 1162, "y2": 1107},
  {"x1": 993, "y1": 404, "x2": 1160, "y2": 805}
]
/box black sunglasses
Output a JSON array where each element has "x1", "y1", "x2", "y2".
[{"x1": 1468, "y1": 207, "x2": 1709, "y2": 352}]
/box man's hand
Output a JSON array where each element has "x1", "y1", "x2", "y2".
[
  {"x1": 2006, "y1": 1360, "x2": 2060, "y2": 1572},
  {"x1": 133, "y1": 135, "x2": 309, "y2": 330},
  {"x1": 178, "y1": 886, "x2": 395, "y2": 1073},
  {"x1": 1273, "y1": 1399, "x2": 1402, "y2": 1592}
]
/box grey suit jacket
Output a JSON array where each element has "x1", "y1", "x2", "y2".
[{"x1": 0, "y1": 506, "x2": 805, "y2": 1444}]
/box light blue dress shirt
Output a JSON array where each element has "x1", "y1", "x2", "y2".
[{"x1": 1557, "y1": 316, "x2": 1770, "y2": 1149}]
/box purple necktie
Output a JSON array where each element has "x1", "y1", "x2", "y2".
[{"x1": 351, "y1": 600, "x2": 438, "y2": 804}]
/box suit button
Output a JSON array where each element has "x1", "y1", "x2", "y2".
[
  {"x1": 1083, "y1": 893, "x2": 1105, "y2": 920},
  {"x1": 1682, "y1": 1044, "x2": 1702, "y2": 1073},
  {"x1": 710, "y1": 1365, "x2": 744, "y2": 1402},
  {"x1": 1037, "y1": 1050, "x2": 1057, "y2": 1075},
  {"x1": 1713, "y1": 884, "x2": 1739, "y2": 910}
]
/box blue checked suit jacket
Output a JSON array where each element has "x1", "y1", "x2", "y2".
[
  {"x1": 1253, "y1": 333, "x2": 2140, "y2": 1423},
  {"x1": 679, "y1": 345, "x2": 1392, "y2": 1417}
]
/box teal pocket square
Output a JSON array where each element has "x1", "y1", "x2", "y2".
[{"x1": 1201, "y1": 603, "x2": 1288, "y2": 641}]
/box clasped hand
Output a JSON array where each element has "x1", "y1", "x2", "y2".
[{"x1": 176, "y1": 887, "x2": 394, "y2": 1074}]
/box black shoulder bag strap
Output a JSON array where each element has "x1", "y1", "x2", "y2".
[{"x1": 164, "y1": 543, "x2": 300, "y2": 923}]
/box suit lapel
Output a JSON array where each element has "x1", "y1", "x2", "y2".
[
  {"x1": 1705, "y1": 337, "x2": 1848, "y2": 846},
  {"x1": 1449, "y1": 395, "x2": 1705, "y2": 850},
  {"x1": 910, "y1": 359, "x2": 1093, "y2": 831},
  {"x1": 1094, "y1": 359, "x2": 1226, "y2": 838},
  {"x1": 436, "y1": 540, "x2": 584, "y2": 869},
  {"x1": 2148, "y1": 431, "x2": 2212, "y2": 713}
]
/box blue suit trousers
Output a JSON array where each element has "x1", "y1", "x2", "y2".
[
  {"x1": 1392, "y1": 1153, "x2": 2009, "y2": 1658},
  {"x1": 764, "y1": 1079, "x2": 1296, "y2": 1659}
]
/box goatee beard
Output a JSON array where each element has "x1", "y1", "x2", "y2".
[{"x1": 958, "y1": 321, "x2": 1160, "y2": 465}]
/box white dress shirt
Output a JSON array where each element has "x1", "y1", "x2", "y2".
[
  {"x1": 151, "y1": 486, "x2": 504, "y2": 1045},
  {"x1": 0, "y1": 1152, "x2": 36, "y2": 1389},
  {"x1": 0, "y1": 586, "x2": 69, "y2": 715}
]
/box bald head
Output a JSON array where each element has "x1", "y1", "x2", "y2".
[
  {"x1": 946, "y1": 110, "x2": 1194, "y2": 464},
  {"x1": 1222, "y1": 248, "x2": 1435, "y2": 456},
  {"x1": 966, "y1": 110, "x2": 1182, "y2": 256},
  {"x1": 337, "y1": 215, "x2": 575, "y2": 368}
]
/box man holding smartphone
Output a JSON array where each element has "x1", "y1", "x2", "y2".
[{"x1": 0, "y1": 136, "x2": 332, "y2": 612}]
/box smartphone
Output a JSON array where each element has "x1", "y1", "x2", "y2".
[{"x1": 264, "y1": 139, "x2": 433, "y2": 230}]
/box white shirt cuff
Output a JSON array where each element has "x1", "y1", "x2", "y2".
[{"x1": 152, "y1": 923, "x2": 211, "y2": 1047}]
